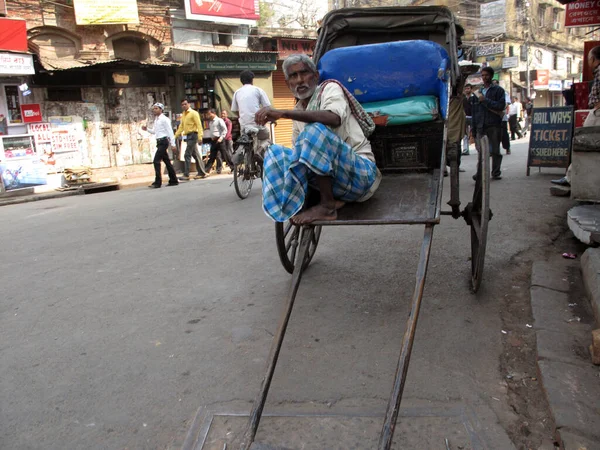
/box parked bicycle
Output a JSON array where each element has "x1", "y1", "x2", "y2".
[{"x1": 231, "y1": 126, "x2": 270, "y2": 199}]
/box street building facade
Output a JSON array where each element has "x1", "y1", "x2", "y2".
[{"x1": 411, "y1": 0, "x2": 592, "y2": 107}]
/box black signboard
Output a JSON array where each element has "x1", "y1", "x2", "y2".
[{"x1": 527, "y1": 107, "x2": 574, "y2": 175}]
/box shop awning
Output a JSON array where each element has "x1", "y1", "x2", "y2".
[{"x1": 36, "y1": 55, "x2": 184, "y2": 72}]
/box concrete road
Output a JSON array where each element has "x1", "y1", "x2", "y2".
[{"x1": 0, "y1": 140, "x2": 572, "y2": 449}]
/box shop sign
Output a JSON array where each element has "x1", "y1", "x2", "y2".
[
  {"x1": 527, "y1": 107, "x2": 573, "y2": 172},
  {"x1": 564, "y1": 80, "x2": 573, "y2": 90},
  {"x1": 0, "y1": 52, "x2": 34, "y2": 75},
  {"x1": 20, "y1": 104, "x2": 42, "y2": 124},
  {"x1": 475, "y1": 43, "x2": 505, "y2": 57},
  {"x1": 502, "y1": 56, "x2": 519, "y2": 69},
  {"x1": 549, "y1": 80, "x2": 563, "y2": 91},
  {"x1": 533, "y1": 69, "x2": 550, "y2": 88},
  {"x1": 73, "y1": 0, "x2": 139, "y2": 25},
  {"x1": 0, "y1": 18, "x2": 27, "y2": 52},
  {"x1": 184, "y1": 0, "x2": 259, "y2": 25},
  {"x1": 48, "y1": 116, "x2": 86, "y2": 168},
  {"x1": 277, "y1": 39, "x2": 316, "y2": 59},
  {"x1": 196, "y1": 52, "x2": 277, "y2": 71},
  {"x1": 28, "y1": 123, "x2": 53, "y2": 158},
  {"x1": 565, "y1": 0, "x2": 600, "y2": 28}
]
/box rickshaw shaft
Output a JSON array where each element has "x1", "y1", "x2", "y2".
[
  {"x1": 378, "y1": 224, "x2": 435, "y2": 450},
  {"x1": 239, "y1": 227, "x2": 314, "y2": 450}
]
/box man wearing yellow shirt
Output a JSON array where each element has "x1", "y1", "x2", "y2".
[{"x1": 175, "y1": 99, "x2": 207, "y2": 180}]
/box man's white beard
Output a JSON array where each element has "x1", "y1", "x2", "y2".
[{"x1": 294, "y1": 84, "x2": 316, "y2": 100}]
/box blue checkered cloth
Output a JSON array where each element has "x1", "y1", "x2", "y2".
[{"x1": 262, "y1": 123, "x2": 378, "y2": 222}]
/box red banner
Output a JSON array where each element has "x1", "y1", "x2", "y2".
[
  {"x1": 566, "y1": 0, "x2": 600, "y2": 27},
  {"x1": 185, "y1": 0, "x2": 259, "y2": 24},
  {"x1": 20, "y1": 104, "x2": 42, "y2": 124}
]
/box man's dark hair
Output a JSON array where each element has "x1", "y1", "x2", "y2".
[
  {"x1": 240, "y1": 70, "x2": 255, "y2": 85},
  {"x1": 208, "y1": 108, "x2": 217, "y2": 115},
  {"x1": 481, "y1": 66, "x2": 494, "y2": 77},
  {"x1": 464, "y1": 83, "x2": 472, "y2": 88},
  {"x1": 181, "y1": 98, "x2": 189, "y2": 104},
  {"x1": 590, "y1": 46, "x2": 600, "y2": 61}
]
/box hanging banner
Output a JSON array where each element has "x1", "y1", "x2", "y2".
[
  {"x1": 527, "y1": 107, "x2": 574, "y2": 175},
  {"x1": 184, "y1": 0, "x2": 260, "y2": 25},
  {"x1": 73, "y1": 0, "x2": 139, "y2": 25}
]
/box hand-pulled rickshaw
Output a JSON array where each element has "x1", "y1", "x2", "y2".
[{"x1": 231, "y1": 6, "x2": 492, "y2": 449}]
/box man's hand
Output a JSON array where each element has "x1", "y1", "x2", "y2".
[
  {"x1": 256, "y1": 107, "x2": 284, "y2": 126},
  {"x1": 218, "y1": 137, "x2": 223, "y2": 143},
  {"x1": 477, "y1": 93, "x2": 485, "y2": 102}
]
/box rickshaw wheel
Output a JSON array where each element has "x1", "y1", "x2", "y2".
[
  {"x1": 275, "y1": 222, "x2": 322, "y2": 274},
  {"x1": 469, "y1": 135, "x2": 491, "y2": 293}
]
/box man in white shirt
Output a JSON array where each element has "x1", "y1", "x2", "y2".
[
  {"x1": 231, "y1": 71, "x2": 271, "y2": 130},
  {"x1": 256, "y1": 54, "x2": 381, "y2": 224},
  {"x1": 204, "y1": 108, "x2": 230, "y2": 175},
  {"x1": 508, "y1": 96, "x2": 523, "y2": 140},
  {"x1": 142, "y1": 103, "x2": 178, "y2": 188}
]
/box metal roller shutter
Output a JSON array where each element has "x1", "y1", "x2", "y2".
[{"x1": 272, "y1": 65, "x2": 295, "y2": 148}]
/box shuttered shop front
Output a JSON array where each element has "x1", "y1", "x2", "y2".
[{"x1": 272, "y1": 62, "x2": 295, "y2": 148}]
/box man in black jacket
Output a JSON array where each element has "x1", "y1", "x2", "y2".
[{"x1": 470, "y1": 67, "x2": 506, "y2": 180}]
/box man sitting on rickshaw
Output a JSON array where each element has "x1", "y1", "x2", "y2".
[{"x1": 255, "y1": 54, "x2": 382, "y2": 225}]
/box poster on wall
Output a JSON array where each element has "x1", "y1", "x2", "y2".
[
  {"x1": 0, "y1": 134, "x2": 47, "y2": 190},
  {"x1": 73, "y1": 0, "x2": 139, "y2": 25},
  {"x1": 184, "y1": 0, "x2": 260, "y2": 25},
  {"x1": 527, "y1": 107, "x2": 574, "y2": 175},
  {"x1": 48, "y1": 116, "x2": 87, "y2": 168}
]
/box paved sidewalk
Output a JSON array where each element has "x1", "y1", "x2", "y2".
[
  {"x1": 530, "y1": 260, "x2": 600, "y2": 449},
  {"x1": 0, "y1": 171, "x2": 235, "y2": 207}
]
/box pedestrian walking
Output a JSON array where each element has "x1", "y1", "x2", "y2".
[
  {"x1": 522, "y1": 97, "x2": 533, "y2": 137},
  {"x1": 470, "y1": 67, "x2": 506, "y2": 180},
  {"x1": 221, "y1": 110, "x2": 234, "y2": 173},
  {"x1": 462, "y1": 83, "x2": 475, "y2": 155},
  {"x1": 231, "y1": 70, "x2": 271, "y2": 131},
  {"x1": 174, "y1": 99, "x2": 207, "y2": 181},
  {"x1": 142, "y1": 103, "x2": 178, "y2": 188},
  {"x1": 204, "y1": 109, "x2": 229, "y2": 175},
  {"x1": 508, "y1": 96, "x2": 523, "y2": 140}
]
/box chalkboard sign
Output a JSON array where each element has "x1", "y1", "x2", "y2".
[{"x1": 527, "y1": 107, "x2": 574, "y2": 175}]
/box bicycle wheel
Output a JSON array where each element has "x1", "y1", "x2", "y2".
[
  {"x1": 275, "y1": 222, "x2": 322, "y2": 274},
  {"x1": 469, "y1": 136, "x2": 491, "y2": 293},
  {"x1": 233, "y1": 151, "x2": 253, "y2": 199}
]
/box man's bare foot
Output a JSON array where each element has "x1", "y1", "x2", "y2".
[
  {"x1": 291, "y1": 204, "x2": 337, "y2": 224},
  {"x1": 334, "y1": 200, "x2": 345, "y2": 210}
]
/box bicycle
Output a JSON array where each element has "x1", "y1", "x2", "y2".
[{"x1": 232, "y1": 126, "x2": 270, "y2": 199}]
